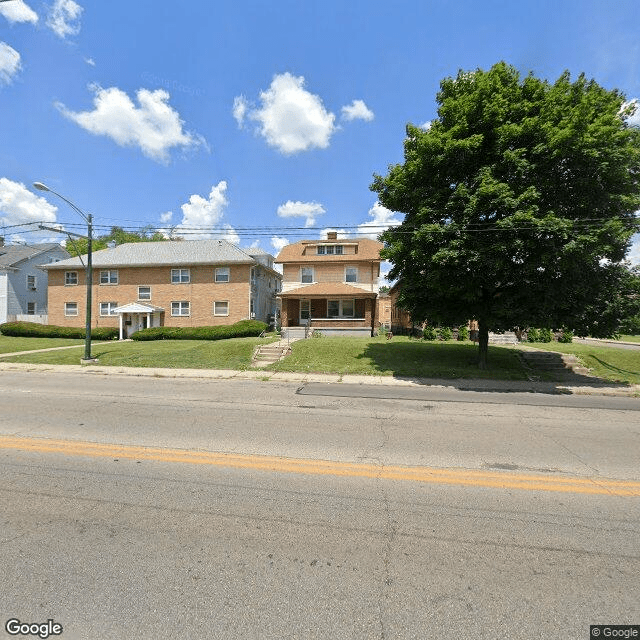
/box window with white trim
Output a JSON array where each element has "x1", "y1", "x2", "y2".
[
  {"x1": 100, "y1": 270, "x2": 118, "y2": 285},
  {"x1": 301, "y1": 267, "x2": 313, "y2": 283},
  {"x1": 65, "y1": 271, "x2": 78, "y2": 286},
  {"x1": 345, "y1": 267, "x2": 358, "y2": 283},
  {"x1": 138, "y1": 286, "x2": 151, "y2": 300},
  {"x1": 317, "y1": 245, "x2": 343, "y2": 255},
  {"x1": 27, "y1": 302, "x2": 36, "y2": 315},
  {"x1": 214, "y1": 301, "x2": 229, "y2": 316},
  {"x1": 215, "y1": 267, "x2": 229, "y2": 283},
  {"x1": 171, "y1": 301, "x2": 190, "y2": 316},
  {"x1": 26, "y1": 275, "x2": 37, "y2": 290},
  {"x1": 65, "y1": 302, "x2": 78, "y2": 316},
  {"x1": 100, "y1": 302, "x2": 118, "y2": 316},
  {"x1": 327, "y1": 299, "x2": 355, "y2": 318},
  {"x1": 171, "y1": 268, "x2": 190, "y2": 284}
]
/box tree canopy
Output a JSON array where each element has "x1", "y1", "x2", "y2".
[
  {"x1": 372, "y1": 62, "x2": 640, "y2": 367},
  {"x1": 65, "y1": 226, "x2": 168, "y2": 258}
]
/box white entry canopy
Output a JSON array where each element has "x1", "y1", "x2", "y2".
[
  {"x1": 112, "y1": 302, "x2": 164, "y2": 314},
  {"x1": 112, "y1": 302, "x2": 164, "y2": 339}
]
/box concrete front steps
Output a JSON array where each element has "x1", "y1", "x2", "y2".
[
  {"x1": 489, "y1": 331, "x2": 519, "y2": 344},
  {"x1": 251, "y1": 342, "x2": 292, "y2": 367}
]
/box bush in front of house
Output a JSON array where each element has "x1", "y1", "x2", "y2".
[
  {"x1": 457, "y1": 326, "x2": 469, "y2": 341},
  {"x1": 130, "y1": 320, "x2": 268, "y2": 341},
  {"x1": 538, "y1": 327, "x2": 554, "y2": 342},
  {"x1": 557, "y1": 329, "x2": 574, "y2": 343},
  {"x1": 527, "y1": 328, "x2": 540, "y2": 342},
  {"x1": 438, "y1": 327, "x2": 453, "y2": 341},
  {"x1": 422, "y1": 326, "x2": 438, "y2": 341},
  {"x1": 0, "y1": 321, "x2": 118, "y2": 340}
]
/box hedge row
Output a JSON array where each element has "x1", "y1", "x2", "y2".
[
  {"x1": 131, "y1": 320, "x2": 268, "y2": 341},
  {"x1": 0, "y1": 321, "x2": 118, "y2": 340}
]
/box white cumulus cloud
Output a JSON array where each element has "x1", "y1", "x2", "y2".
[
  {"x1": 84, "y1": 57, "x2": 95, "y2": 67},
  {"x1": 46, "y1": 0, "x2": 82, "y2": 38},
  {"x1": 277, "y1": 200, "x2": 325, "y2": 228},
  {"x1": 236, "y1": 72, "x2": 336, "y2": 154},
  {"x1": 0, "y1": 0, "x2": 38, "y2": 24},
  {"x1": 0, "y1": 42, "x2": 21, "y2": 86},
  {"x1": 420, "y1": 120, "x2": 433, "y2": 131},
  {"x1": 0, "y1": 178, "x2": 58, "y2": 229},
  {"x1": 173, "y1": 181, "x2": 239, "y2": 244},
  {"x1": 270, "y1": 236, "x2": 289, "y2": 253},
  {"x1": 357, "y1": 201, "x2": 402, "y2": 239},
  {"x1": 341, "y1": 99, "x2": 374, "y2": 122},
  {"x1": 628, "y1": 234, "x2": 640, "y2": 266},
  {"x1": 56, "y1": 84, "x2": 206, "y2": 164},
  {"x1": 624, "y1": 99, "x2": 640, "y2": 128}
]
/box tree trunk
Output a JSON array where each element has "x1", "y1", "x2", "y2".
[{"x1": 478, "y1": 319, "x2": 489, "y2": 369}]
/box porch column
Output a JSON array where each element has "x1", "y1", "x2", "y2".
[
  {"x1": 365, "y1": 299, "x2": 373, "y2": 333},
  {"x1": 119, "y1": 313, "x2": 124, "y2": 340},
  {"x1": 280, "y1": 299, "x2": 289, "y2": 327},
  {"x1": 147, "y1": 312, "x2": 151, "y2": 328}
]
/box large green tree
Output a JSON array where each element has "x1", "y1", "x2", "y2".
[
  {"x1": 372, "y1": 62, "x2": 640, "y2": 368},
  {"x1": 66, "y1": 225, "x2": 168, "y2": 258}
]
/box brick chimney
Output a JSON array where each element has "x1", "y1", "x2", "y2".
[{"x1": 327, "y1": 231, "x2": 338, "y2": 240}]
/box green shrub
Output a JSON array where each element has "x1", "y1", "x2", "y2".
[
  {"x1": 438, "y1": 327, "x2": 453, "y2": 341},
  {"x1": 538, "y1": 328, "x2": 553, "y2": 343},
  {"x1": 130, "y1": 320, "x2": 267, "y2": 341},
  {"x1": 527, "y1": 328, "x2": 540, "y2": 342},
  {"x1": 422, "y1": 326, "x2": 438, "y2": 341},
  {"x1": 558, "y1": 329, "x2": 574, "y2": 343},
  {"x1": 0, "y1": 321, "x2": 118, "y2": 340},
  {"x1": 457, "y1": 326, "x2": 469, "y2": 341}
]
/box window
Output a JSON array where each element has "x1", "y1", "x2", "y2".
[
  {"x1": 171, "y1": 301, "x2": 190, "y2": 316},
  {"x1": 138, "y1": 286, "x2": 151, "y2": 300},
  {"x1": 65, "y1": 271, "x2": 78, "y2": 286},
  {"x1": 171, "y1": 268, "x2": 190, "y2": 284},
  {"x1": 100, "y1": 270, "x2": 118, "y2": 285},
  {"x1": 100, "y1": 302, "x2": 118, "y2": 316},
  {"x1": 317, "y1": 245, "x2": 343, "y2": 255},
  {"x1": 213, "y1": 301, "x2": 229, "y2": 316},
  {"x1": 27, "y1": 302, "x2": 36, "y2": 315},
  {"x1": 300, "y1": 299, "x2": 310, "y2": 320},
  {"x1": 345, "y1": 267, "x2": 358, "y2": 283},
  {"x1": 215, "y1": 267, "x2": 229, "y2": 283},
  {"x1": 65, "y1": 302, "x2": 78, "y2": 316},
  {"x1": 250, "y1": 297, "x2": 255, "y2": 317},
  {"x1": 250, "y1": 267, "x2": 256, "y2": 283},
  {"x1": 27, "y1": 275, "x2": 37, "y2": 290},
  {"x1": 327, "y1": 299, "x2": 355, "y2": 318},
  {"x1": 301, "y1": 267, "x2": 313, "y2": 283}
]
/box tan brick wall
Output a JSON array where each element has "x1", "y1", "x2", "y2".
[
  {"x1": 47, "y1": 264, "x2": 256, "y2": 328},
  {"x1": 282, "y1": 262, "x2": 377, "y2": 284}
]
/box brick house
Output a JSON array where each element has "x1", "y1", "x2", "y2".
[
  {"x1": 43, "y1": 239, "x2": 281, "y2": 339},
  {"x1": 275, "y1": 232, "x2": 384, "y2": 337},
  {"x1": 375, "y1": 291, "x2": 392, "y2": 330},
  {"x1": 0, "y1": 240, "x2": 69, "y2": 324}
]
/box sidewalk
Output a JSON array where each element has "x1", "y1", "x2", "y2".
[{"x1": 1, "y1": 360, "x2": 638, "y2": 397}]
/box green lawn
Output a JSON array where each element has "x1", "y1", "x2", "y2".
[
  {"x1": 0, "y1": 335, "x2": 84, "y2": 354},
  {"x1": 1, "y1": 336, "x2": 278, "y2": 369},
  {"x1": 619, "y1": 335, "x2": 640, "y2": 343},
  {"x1": 521, "y1": 342, "x2": 640, "y2": 385},
  {"x1": 270, "y1": 335, "x2": 530, "y2": 380}
]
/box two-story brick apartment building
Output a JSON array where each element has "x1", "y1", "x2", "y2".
[
  {"x1": 43, "y1": 239, "x2": 281, "y2": 338},
  {"x1": 275, "y1": 232, "x2": 384, "y2": 337}
]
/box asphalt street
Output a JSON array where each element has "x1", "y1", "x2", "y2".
[{"x1": 0, "y1": 371, "x2": 638, "y2": 639}]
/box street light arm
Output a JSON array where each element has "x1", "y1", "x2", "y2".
[{"x1": 33, "y1": 182, "x2": 90, "y2": 224}]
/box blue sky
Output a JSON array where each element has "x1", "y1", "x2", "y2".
[{"x1": 1, "y1": 0, "x2": 639, "y2": 275}]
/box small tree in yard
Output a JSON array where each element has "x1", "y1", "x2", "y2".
[{"x1": 372, "y1": 62, "x2": 640, "y2": 368}]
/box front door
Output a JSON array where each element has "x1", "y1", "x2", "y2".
[{"x1": 300, "y1": 299, "x2": 310, "y2": 324}]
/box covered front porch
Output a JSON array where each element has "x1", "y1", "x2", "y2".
[
  {"x1": 112, "y1": 302, "x2": 164, "y2": 339},
  {"x1": 279, "y1": 285, "x2": 376, "y2": 337}
]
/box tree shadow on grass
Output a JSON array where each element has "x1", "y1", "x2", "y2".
[
  {"x1": 359, "y1": 341, "x2": 631, "y2": 394},
  {"x1": 590, "y1": 355, "x2": 639, "y2": 380}
]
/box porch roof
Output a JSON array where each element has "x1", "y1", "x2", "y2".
[
  {"x1": 279, "y1": 283, "x2": 377, "y2": 298},
  {"x1": 112, "y1": 302, "x2": 164, "y2": 314}
]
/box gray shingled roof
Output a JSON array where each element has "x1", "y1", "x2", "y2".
[
  {"x1": 43, "y1": 239, "x2": 273, "y2": 269},
  {"x1": 0, "y1": 243, "x2": 65, "y2": 269}
]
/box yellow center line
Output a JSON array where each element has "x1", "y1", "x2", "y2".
[{"x1": 1, "y1": 435, "x2": 638, "y2": 496}]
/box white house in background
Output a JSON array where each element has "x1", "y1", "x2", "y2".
[{"x1": 0, "y1": 240, "x2": 70, "y2": 324}]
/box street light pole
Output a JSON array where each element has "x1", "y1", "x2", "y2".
[{"x1": 33, "y1": 182, "x2": 96, "y2": 362}]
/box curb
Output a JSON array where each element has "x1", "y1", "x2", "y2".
[{"x1": 1, "y1": 361, "x2": 638, "y2": 397}]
